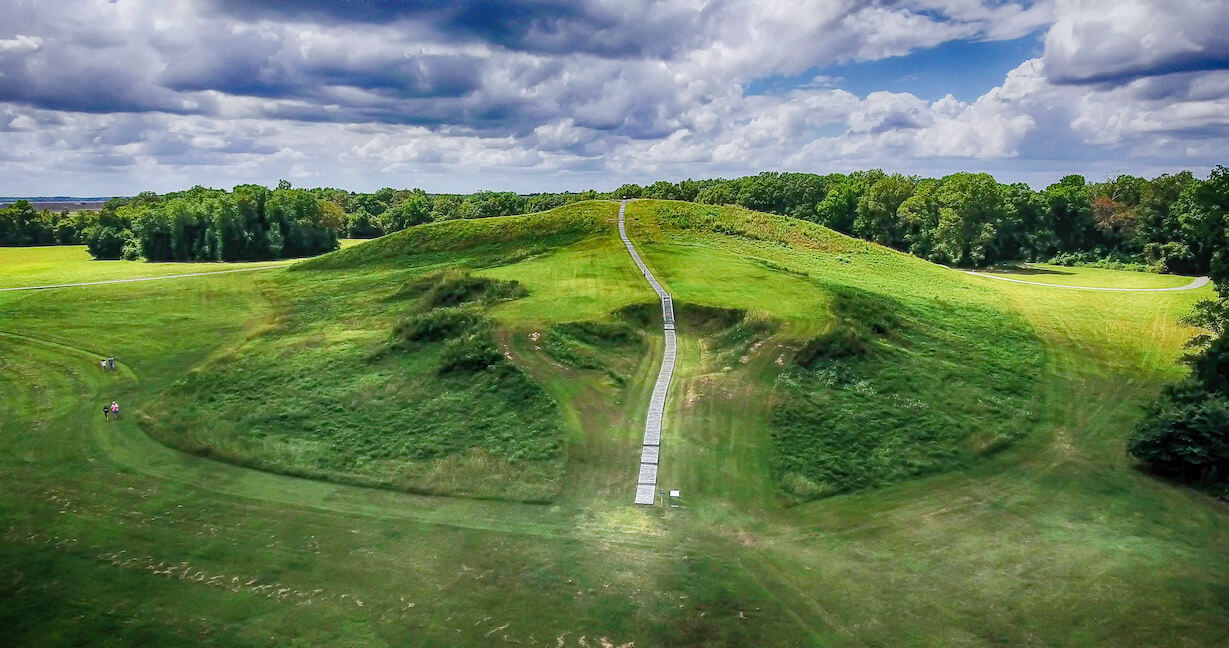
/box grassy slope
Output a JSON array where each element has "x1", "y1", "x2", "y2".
[
  {"x1": 625, "y1": 200, "x2": 1042, "y2": 501},
  {"x1": 138, "y1": 202, "x2": 641, "y2": 502},
  {"x1": 621, "y1": 201, "x2": 1227, "y2": 646},
  {"x1": 2, "y1": 200, "x2": 1227, "y2": 646}
]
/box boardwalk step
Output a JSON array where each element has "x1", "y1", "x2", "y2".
[{"x1": 618, "y1": 200, "x2": 678, "y2": 506}]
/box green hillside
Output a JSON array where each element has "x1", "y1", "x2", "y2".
[
  {"x1": 135, "y1": 200, "x2": 1043, "y2": 503},
  {"x1": 2, "y1": 200, "x2": 1225, "y2": 647}
]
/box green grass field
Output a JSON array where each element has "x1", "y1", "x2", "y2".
[
  {"x1": 0, "y1": 240, "x2": 364, "y2": 289},
  {"x1": 2, "y1": 201, "x2": 1227, "y2": 647},
  {"x1": 979, "y1": 261, "x2": 1197, "y2": 288}
]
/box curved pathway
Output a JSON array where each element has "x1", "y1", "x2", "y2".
[
  {"x1": 0, "y1": 264, "x2": 291, "y2": 292},
  {"x1": 618, "y1": 201, "x2": 676, "y2": 506},
  {"x1": 964, "y1": 270, "x2": 1210, "y2": 292}
]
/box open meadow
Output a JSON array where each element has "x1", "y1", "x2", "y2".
[{"x1": 2, "y1": 201, "x2": 1227, "y2": 647}]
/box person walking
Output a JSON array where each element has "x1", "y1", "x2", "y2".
[{"x1": 103, "y1": 404, "x2": 111, "y2": 420}]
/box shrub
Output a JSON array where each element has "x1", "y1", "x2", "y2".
[
  {"x1": 439, "y1": 333, "x2": 505, "y2": 375},
  {"x1": 392, "y1": 307, "x2": 487, "y2": 346},
  {"x1": 84, "y1": 225, "x2": 128, "y2": 259},
  {"x1": 832, "y1": 291, "x2": 901, "y2": 337},
  {"x1": 396, "y1": 270, "x2": 528, "y2": 308},
  {"x1": 1048, "y1": 250, "x2": 1149, "y2": 272},
  {"x1": 1128, "y1": 382, "x2": 1229, "y2": 492},
  {"x1": 794, "y1": 290, "x2": 901, "y2": 368}
]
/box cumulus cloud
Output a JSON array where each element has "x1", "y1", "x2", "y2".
[
  {"x1": 0, "y1": 34, "x2": 42, "y2": 54},
  {"x1": 1043, "y1": 0, "x2": 1229, "y2": 85},
  {"x1": 0, "y1": 0, "x2": 1224, "y2": 195}
]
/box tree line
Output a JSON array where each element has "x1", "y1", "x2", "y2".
[
  {"x1": 76, "y1": 182, "x2": 339, "y2": 261},
  {"x1": 2, "y1": 168, "x2": 1222, "y2": 276},
  {"x1": 1127, "y1": 167, "x2": 1229, "y2": 495},
  {"x1": 608, "y1": 169, "x2": 1216, "y2": 274},
  {"x1": 312, "y1": 167, "x2": 1221, "y2": 275},
  {"x1": 0, "y1": 200, "x2": 94, "y2": 246}
]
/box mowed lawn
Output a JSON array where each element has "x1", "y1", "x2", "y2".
[
  {"x1": 0, "y1": 240, "x2": 365, "y2": 289},
  {"x1": 2, "y1": 201, "x2": 1228, "y2": 647},
  {"x1": 978, "y1": 261, "x2": 1199, "y2": 288}
]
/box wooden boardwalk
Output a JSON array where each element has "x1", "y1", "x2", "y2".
[{"x1": 618, "y1": 201, "x2": 676, "y2": 505}]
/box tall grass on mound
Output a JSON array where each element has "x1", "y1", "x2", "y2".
[
  {"x1": 143, "y1": 271, "x2": 563, "y2": 501},
  {"x1": 625, "y1": 200, "x2": 1043, "y2": 500},
  {"x1": 391, "y1": 268, "x2": 529, "y2": 308},
  {"x1": 771, "y1": 286, "x2": 1039, "y2": 500},
  {"x1": 674, "y1": 302, "x2": 780, "y2": 369},
  {"x1": 632, "y1": 199, "x2": 870, "y2": 255},
  {"x1": 298, "y1": 200, "x2": 616, "y2": 270},
  {"x1": 544, "y1": 304, "x2": 652, "y2": 385}
]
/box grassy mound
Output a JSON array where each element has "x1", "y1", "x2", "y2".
[
  {"x1": 140, "y1": 202, "x2": 626, "y2": 501},
  {"x1": 139, "y1": 199, "x2": 1044, "y2": 502},
  {"x1": 143, "y1": 270, "x2": 562, "y2": 500},
  {"x1": 771, "y1": 285, "x2": 1038, "y2": 498},
  {"x1": 625, "y1": 200, "x2": 1043, "y2": 500},
  {"x1": 4, "y1": 203, "x2": 1227, "y2": 647},
  {"x1": 299, "y1": 201, "x2": 613, "y2": 270}
]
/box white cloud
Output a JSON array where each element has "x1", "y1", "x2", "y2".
[
  {"x1": 1043, "y1": 0, "x2": 1229, "y2": 84},
  {"x1": 0, "y1": 35, "x2": 42, "y2": 55},
  {"x1": 0, "y1": 0, "x2": 1224, "y2": 195}
]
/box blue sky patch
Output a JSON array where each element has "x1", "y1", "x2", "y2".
[{"x1": 747, "y1": 33, "x2": 1043, "y2": 102}]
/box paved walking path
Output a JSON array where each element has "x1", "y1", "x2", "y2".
[
  {"x1": 964, "y1": 270, "x2": 1210, "y2": 292},
  {"x1": 0, "y1": 264, "x2": 291, "y2": 292},
  {"x1": 618, "y1": 201, "x2": 676, "y2": 506}
]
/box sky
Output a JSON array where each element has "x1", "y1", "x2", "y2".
[{"x1": 0, "y1": 0, "x2": 1227, "y2": 196}]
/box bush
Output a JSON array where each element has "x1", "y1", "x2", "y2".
[
  {"x1": 385, "y1": 269, "x2": 526, "y2": 376},
  {"x1": 439, "y1": 333, "x2": 505, "y2": 374},
  {"x1": 551, "y1": 321, "x2": 641, "y2": 349},
  {"x1": 421, "y1": 273, "x2": 527, "y2": 309},
  {"x1": 394, "y1": 270, "x2": 528, "y2": 308},
  {"x1": 1128, "y1": 382, "x2": 1229, "y2": 491},
  {"x1": 794, "y1": 290, "x2": 901, "y2": 368},
  {"x1": 85, "y1": 225, "x2": 128, "y2": 259},
  {"x1": 392, "y1": 307, "x2": 488, "y2": 346},
  {"x1": 1048, "y1": 250, "x2": 1149, "y2": 272}
]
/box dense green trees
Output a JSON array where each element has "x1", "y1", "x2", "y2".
[
  {"x1": 925, "y1": 173, "x2": 1007, "y2": 266},
  {"x1": 613, "y1": 167, "x2": 1218, "y2": 272},
  {"x1": 853, "y1": 174, "x2": 917, "y2": 247},
  {"x1": 81, "y1": 184, "x2": 338, "y2": 261},
  {"x1": 377, "y1": 189, "x2": 432, "y2": 233},
  {"x1": 0, "y1": 201, "x2": 92, "y2": 246},
  {"x1": 1130, "y1": 167, "x2": 1229, "y2": 494}
]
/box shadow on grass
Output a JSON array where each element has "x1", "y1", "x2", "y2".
[{"x1": 983, "y1": 263, "x2": 1075, "y2": 277}]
